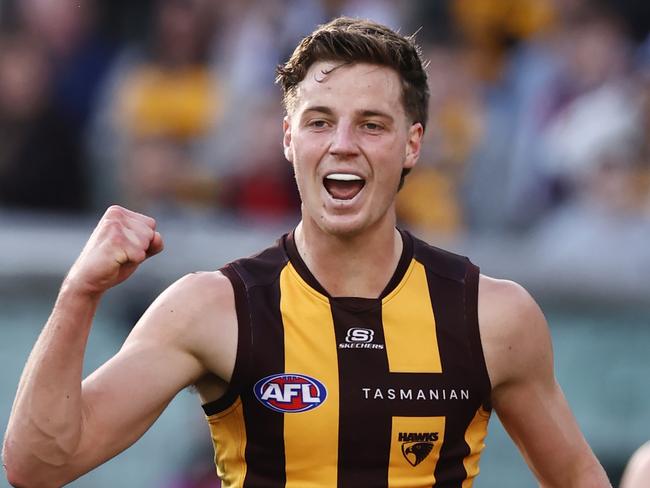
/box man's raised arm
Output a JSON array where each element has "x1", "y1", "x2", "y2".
[{"x1": 2, "y1": 206, "x2": 235, "y2": 487}]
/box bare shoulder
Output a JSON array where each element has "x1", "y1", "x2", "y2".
[
  {"x1": 157, "y1": 269, "x2": 234, "y2": 304},
  {"x1": 477, "y1": 275, "x2": 552, "y2": 390},
  {"x1": 478, "y1": 275, "x2": 541, "y2": 322},
  {"x1": 128, "y1": 270, "x2": 238, "y2": 382},
  {"x1": 131, "y1": 271, "x2": 235, "y2": 338},
  {"x1": 477, "y1": 275, "x2": 546, "y2": 344}
]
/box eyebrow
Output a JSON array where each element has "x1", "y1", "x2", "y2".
[
  {"x1": 301, "y1": 106, "x2": 394, "y2": 121},
  {"x1": 302, "y1": 106, "x2": 334, "y2": 117},
  {"x1": 358, "y1": 109, "x2": 394, "y2": 121}
]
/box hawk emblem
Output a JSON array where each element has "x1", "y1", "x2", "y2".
[{"x1": 401, "y1": 441, "x2": 434, "y2": 467}]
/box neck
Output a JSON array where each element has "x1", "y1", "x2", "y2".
[{"x1": 294, "y1": 216, "x2": 403, "y2": 298}]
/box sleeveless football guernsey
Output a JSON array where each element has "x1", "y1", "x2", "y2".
[{"x1": 202, "y1": 230, "x2": 492, "y2": 488}]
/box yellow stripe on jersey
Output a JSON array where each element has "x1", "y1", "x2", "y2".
[
  {"x1": 206, "y1": 397, "x2": 247, "y2": 488},
  {"x1": 281, "y1": 263, "x2": 339, "y2": 487},
  {"x1": 388, "y1": 416, "x2": 446, "y2": 487},
  {"x1": 461, "y1": 406, "x2": 491, "y2": 488},
  {"x1": 382, "y1": 260, "x2": 442, "y2": 373}
]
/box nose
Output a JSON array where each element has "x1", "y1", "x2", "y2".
[{"x1": 329, "y1": 121, "x2": 359, "y2": 158}]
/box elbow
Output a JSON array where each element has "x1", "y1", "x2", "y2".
[
  {"x1": 5, "y1": 464, "x2": 63, "y2": 488},
  {"x1": 6, "y1": 470, "x2": 28, "y2": 488},
  {"x1": 3, "y1": 454, "x2": 30, "y2": 488},
  {"x1": 2, "y1": 438, "x2": 19, "y2": 486},
  {"x1": 3, "y1": 440, "x2": 66, "y2": 488},
  {"x1": 3, "y1": 446, "x2": 31, "y2": 488},
  {"x1": 6, "y1": 473, "x2": 56, "y2": 488},
  {"x1": 5, "y1": 468, "x2": 67, "y2": 488}
]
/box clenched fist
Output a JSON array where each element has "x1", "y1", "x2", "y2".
[{"x1": 64, "y1": 206, "x2": 164, "y2": 296}]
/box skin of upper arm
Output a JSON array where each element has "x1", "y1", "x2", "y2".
[
  {"x1": 620, "y1": 442, "x2": 650, "y2": 488},
  {"x1": 58, "y1": 271, "x2": 237, "y2": 484},
  {"x1": 479, "y1": 276, "x2": 610, "y2": 487}
]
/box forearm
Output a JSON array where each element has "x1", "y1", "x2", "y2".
[
  {"x1": 3, "y1": 282, "x2": 100, "y2": 481},
  {"x1": 539, "y1": 467, "x2": 611, "y2": 488},
  {"x1": 535, "y1": 440, "x2": 611, "y2": 488},
  {"x1": 565, "y1": 458, "x2": 612, "y2": 488}
]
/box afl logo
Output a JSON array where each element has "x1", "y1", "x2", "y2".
[{"x1": 254, "y1": 373, "x2": 327, "y2": 413}]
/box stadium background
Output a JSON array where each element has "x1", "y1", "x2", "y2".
[{"x1": 1, "y1": 0, "x2": 649, "y2": 486}]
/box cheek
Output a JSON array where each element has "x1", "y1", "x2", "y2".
[
  {"x1": 374, "y1": 148, "x2": 406, "y2": 181},
  {"x1": 293, "y1": 139, "x2": 325, "y2": 169},
  {"x1": 291, "y1": 163, "x2": 311, "y2": 192}
]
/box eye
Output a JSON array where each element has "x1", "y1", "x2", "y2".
[
  {"x1": 307, "y1": 119, "x2": 329, "y2": 130},
  {"x1": 362, "y1": 121, "x2": 384, "y2": 132}
]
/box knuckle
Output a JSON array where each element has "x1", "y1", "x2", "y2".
[
  {"x1": 132, "y1": 219, "x2": 155, "y2": 239},
  {"x1": 102, "y1": 220, "x2": 126, "y2": 238},
  {"x1": 106, "y1": 205, "x2": 126, "y2": 217},
  {"x1": 134, "y1": 213, "x2": 156, "y2": 229},
  {"x1": 110, "y1": 232, "x2": 127, "y2": 247},
  {"x1": 129, "y1": 248, "x2": 147, "y2": 263},
  {"x1": 104, "y1": 219, "x2": 122, "y2": 230},
  {"x1": 123, "y1": 226, "x2": 151, "y2": 251},
  {"x1": 143, "y1": 225, "x2": 156, "y2": 240}
]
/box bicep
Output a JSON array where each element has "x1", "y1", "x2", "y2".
[
  {"x1": 62, "y1": 273, "x2": 226, "y2": 480},
  {"x1": 60, "y1": 332, "x2": 202, "y2": 479},
  {"x1": 493, "y1": 371, "x2": 592, "y2": 485},
  {"x1": 74, "y1": 334, "x2": 202, "y2": 469}
]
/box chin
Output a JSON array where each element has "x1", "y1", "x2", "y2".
[{"x1": 315, "y1": 211, "x2": 378, "y2": 238}]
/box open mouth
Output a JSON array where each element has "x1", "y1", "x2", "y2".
[{"x1": 323, "y1": 173, "x2": 366, "y2": 200}]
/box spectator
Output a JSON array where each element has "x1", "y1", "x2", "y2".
[
  {"x1": 0, "y1": 32, "x2": 86, "y2": 212},
  {"x1": 397, "y1": 40, "x2": 484, "y2": 236},
  {"x1": 17, "y1": 0, "x2": 117, "y2": 133},
  {"x1": 403, "y1": 0, "x2": 558, "y2": 234},
  {"x1": 89, "y1": 0, "x2": 221, "y2": 214},
  {"x1": 218, "y1": 94, "x2": 300, "y2": 223}
]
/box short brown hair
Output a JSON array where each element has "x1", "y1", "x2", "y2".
[{"x1": 276, "y1": 17, "x2": 429, "y2": 130}]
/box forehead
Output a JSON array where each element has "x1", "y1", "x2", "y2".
[{"x1": 292, "y1": 61, "x2": 405, "y2": 116}]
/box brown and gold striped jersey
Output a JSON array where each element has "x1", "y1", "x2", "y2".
[{"x1": 202, "y1": 230, "x2": 492, "y2": 488}]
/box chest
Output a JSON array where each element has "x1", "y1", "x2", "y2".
[{"x1": 245, "y1": 261, "x2": 488, "y2": 420}]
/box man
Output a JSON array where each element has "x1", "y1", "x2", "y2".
[{"x1": 3, "y1": 17, "x2": 611, "y2": 488}]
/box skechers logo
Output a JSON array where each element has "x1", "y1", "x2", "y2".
[
  {"x1": 399, "y1": 432, "x2": 439, "y2": 467},
  {"x1": 254, "y1": 373, "x2": 327, "y2": 413},
  {"x1": 338, "y1": 327, "x2": 384, "y2": 349},
  {"x1": 346, "y1": 327, "x2": 374, "y2": 343}
]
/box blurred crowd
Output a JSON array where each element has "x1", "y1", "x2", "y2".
[
  {"x1": 1, "y1": 0, "x2": 649, "y2": 237},
  {"x1": 1, "y1": 1, "x2": 649, "y2": 486}
]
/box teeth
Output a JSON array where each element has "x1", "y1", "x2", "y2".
[{"x1": 325, "y1": 173, "x2": 363, "y2": 181}]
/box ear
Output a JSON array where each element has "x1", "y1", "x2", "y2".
[
  {"x1": 404, "y1": 122, "x2": 423, "y2": 170},
  {"x1": 283, "y1": 116, "x2": 293, "y2": 163}
]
